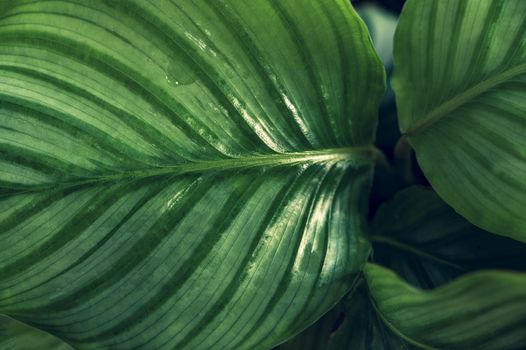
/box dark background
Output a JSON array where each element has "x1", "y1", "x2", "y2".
[{"x1": 354, "y1": 0, "x2": 405, "y2": 14}]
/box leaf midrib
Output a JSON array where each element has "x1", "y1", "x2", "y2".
[
  {"x1": 371, "y1": 235, "x2": 467, "y2": 272},
  {"x1": 3, "y1": 146, "x2": 375, "y2": 193},
  {"x1": 366, "y1": 288, "x2": 439, "y2": 350},
  {"x1": 404, "y1": 63, "x2": 526, "y2": 136}
]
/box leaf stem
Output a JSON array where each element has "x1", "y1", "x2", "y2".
[
  {"x1": 393, "y1": 135, "x2": 415, "y2": 185},
  {"x1": 370, "y1": 146, "x2": 392, "y2": 172}
]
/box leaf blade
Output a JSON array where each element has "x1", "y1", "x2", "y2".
[
  {"x1": 392, "y1": 0, "x2": 526, "y2": 240},
  {"x1": 365, "y1": 263, "x2": 526, "y2": 350},
  {"x1": 0, "y1": 0, "x2": 384, "y2": 348}
]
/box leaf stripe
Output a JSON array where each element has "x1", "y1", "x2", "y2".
[
  {"x1": 0, "y1": 184, "x2": 130, "y2": 280},
  {"x1": 462, "y1": 1, "x2": 503, "y2": 89},
  {"x1": 0, "y1": 98, "x2": 143, "y2": 167},
  {"x1": 6, "y1": 177, "x2": 204, "y2": 317},
  {"x1": 268, "y1": 0, "x2": 336, "y2": 147}
]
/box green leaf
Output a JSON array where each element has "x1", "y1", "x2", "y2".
[
  {"x1": 0, "y1": 315, "x2": 73, "y2": 350},
  {"x1": 392, "y1": 0, "x2": 526, "y2": 240},
  {"x1": 0, "y1": 1, "x2": 385, "y2": 349},
  {"x1": 276, "y1": 286, "x2": 415, "y2": 350},
  {"x1": 371, "y1": 186, "x2": 526, "y2": 289},
  {"x1": 365, "y1": 263, "x2": 526, "y2": 350}
]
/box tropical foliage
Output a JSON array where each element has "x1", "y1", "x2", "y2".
[{"x1": 0, "y1": 0, "x2": 524, "y2": 349}]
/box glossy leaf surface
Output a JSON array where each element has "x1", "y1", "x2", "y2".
[
  {"x1": 366, "y1": 263, "x2": 526, "y2": 350},
  {"x1": 392, "y1": 0, "x2": 526, "y2": 240},
  {"x1": 0, "y1": 1, "x2": 384, "y2": 349},
  {"x1": 371, "y1": 186, "x2": 526, "y2": 288}
]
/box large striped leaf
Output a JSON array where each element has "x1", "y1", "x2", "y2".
[
  {"x1": 392, "y1": 0, "x2": 526, "y2": 240},
  {"x1": 371, "y1": 186, "x2": 526, "y2": 289},
  {"x1": 0, "y1": 0, "x2": 385, "y2": 349},
  {"x1": 365, "y1": 263, "x2": 526, "y2": 350}
]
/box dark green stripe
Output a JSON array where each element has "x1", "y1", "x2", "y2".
[
  {"x1": 0, "y1": 143, "x2": 86, "y2": 182},
  {"x1": 464, "y1": 1, "x2": 503, "y2": 81},
  {"x1": 0, "y1": 187, "x2": 81, "y2": 236},
  {"x1": 0, "y1": 183, "x2": 125, "y2": 281},
  {"x1": 268, "y1": 0, "x2": 336, "y2": 146},
  {"x1": 318, "y1": 1, "x2": 350, "y2": 146},
  {"x1": 500, "y1": 9, "x2": 526, "y2": 65},
  {"x1": 282, "y1": 164, "x2": 355, "y2": 337},
  {"x1": 238, "y1": 163, "x2": 357, "y2": 348},
  {"x1": 440, "y1": 1, "x2": 467, "y2": 95},
  {"x1": 0, "y1": 100, "x2": 139, "y2": 170}
]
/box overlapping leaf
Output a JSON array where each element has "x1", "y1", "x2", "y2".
[
  {"x1": 280, "y1": 185, "x2": 526, "y2": 349},
  {"x1": 0, "y1": 0, "x2": 384, "y2": 349},
  {"x1": 275, "y1": 286, "x2": 352, "y2": 350},
  {"x1": 278, "y1": 287, "x2": 414, "y2": 350},
  {"x1": 392, "y1": 0, "x2": 526, "y2": 240},
  {"x1": 366, "y1": 263, "x2": 526, "y2": 350},
  {"x1": 0, "y1": 315, "x2": 72, "y2": 350}
]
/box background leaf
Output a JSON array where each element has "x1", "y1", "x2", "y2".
[
  {"x1": 0, "y1": 0, "x2": 384, "y2": 349},
  {"x1": 392, "y1": 0, "x2": 526, "y2": 240},
  {"x1": 365, "y1": 263, "x2": 526, "y2": 350},
  {"x1": 371, "y1": 186, "x2": 526, "y2": 288}
]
